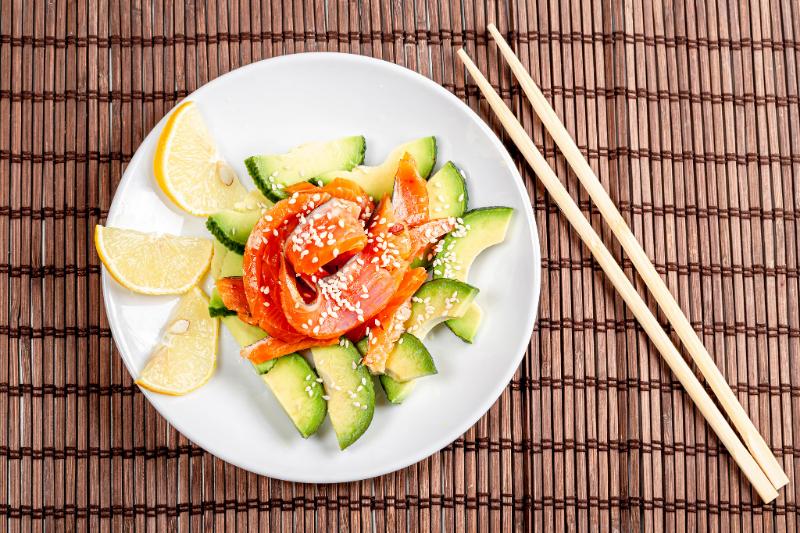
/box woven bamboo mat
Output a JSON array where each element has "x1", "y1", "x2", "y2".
[{"x1": 2, "y1": 0, "x2": 799, "y2": 530}]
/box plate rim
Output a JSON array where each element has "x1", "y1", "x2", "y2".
[{"x1": 102, "y1": 51, "x2": 541, "y2": 483}]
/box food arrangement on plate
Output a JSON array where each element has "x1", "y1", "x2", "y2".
[{"x1": 95, "y1": 100, "x2": 514, "y2": 449}]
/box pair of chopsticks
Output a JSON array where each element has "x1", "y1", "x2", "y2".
[{"x1": 458, "y1": 24, "x2": 789, "y2": 503}]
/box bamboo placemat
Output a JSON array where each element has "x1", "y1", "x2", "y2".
[{"x1": 2, "y1": 0, "x2": 799, "y2": 531}]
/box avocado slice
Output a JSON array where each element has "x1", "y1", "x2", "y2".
[
  {"x1": 446, "y1": 303, "x2": 483, "y2": 343},
  {"x1": 222, "y1": 315, "x2": 267, "y2": 348},
  {"x1": 219, "y1": 250, "x2": 244, "y2": 277},
  {"x1": 379, "y1": 375, "x2": 416, "y2": 404},
  {"x1": 209, "y1": 289, "x2": 236, "y2": 317},
  {"x1": 206, "y1": 208, "x2": 263, "y2": 254},
  {"x1": 355, "y1": 334, "x2": 432, "y2": 404},
  {"x1": 405, "y1": 279, "x2": 479, "y2": 339},
  {"x1": 207, "y1": 251, "x2": 246, "y2": 318},
  {"x1": 432, "y1": 207, "x2": 514, "y2": 281},
  {"x1": 253, "y1": 359, "x2": 276, "y2": 375},
  {"x1": 311, "y1": 340, "x2": 375, "y2": 449},
  {"x1": 261, "y1": 354, "x2": 327, "y2": 438},
  {"x1": 432, "y1": 207, "x2": 514, "y2": 341},
  {"x1": 209, "y1": 240, "x2": 228, "y2": 279},
  {"x1": 223, "y1": 314, "x2": 326, "y2": 435},
  {"x1": 427, "y1": 162, "x2": 468, "y2": 219},
  {"x1": 245, "y1": 136, "x2": 366, "y2": 201},
  {"x1": 355, "y1": 333, "x2": 437, "y2": 382},
  {"x1": 316, "y1": 137, "x2": 436, "y2": 199},
  {"x1": 223, "y1": 309, "x2": 326, "y2": 438}
]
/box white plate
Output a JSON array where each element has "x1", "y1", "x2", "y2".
[{"x1": 103, "y1": 52, "x2": 541, "y2": 483}]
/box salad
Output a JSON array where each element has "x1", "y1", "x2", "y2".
[{"x1": 96, "y1": 102, "x2": 514, "y2": 450}]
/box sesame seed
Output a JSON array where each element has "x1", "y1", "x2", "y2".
[
  {"x1": 353, "y1": 401, "x2": 361, "y2": 407},
  {"x1": 316, "y1": 378, "x2": 323, "y2": 383},
  {"x1": 351, "y1": 361, "x2": 357, "y2": 369}
]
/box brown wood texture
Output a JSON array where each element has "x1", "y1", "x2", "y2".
[{"x1": 1, "y1": 0, "x2": 800, "y2": 531}]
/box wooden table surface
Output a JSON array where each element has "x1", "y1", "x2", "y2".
[{"x1": 1, "y1": 0, "x2": 799, "y2": 531}]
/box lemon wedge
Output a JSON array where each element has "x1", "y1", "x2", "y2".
[
  {"x1": 135, "y1": 287, "x2": 219, "y2": 395},
  {"x1": 94, "y1": 225, "x2": 213, "y2": 294},
  {"x1": 154, "y1": 101, "x2": 247, "y2": 215}
]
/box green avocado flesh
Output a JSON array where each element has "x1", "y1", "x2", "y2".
[
  {"x1": 207, "y1": 251, "x2": 245, "y2": 318},
  {"x1": 404, "y1": 279, "x2": 479, "y2": 339},
  {"x1": 317, "y1": 137, "x2": 436, "y2": 199},
  {"x1": 432, "y1": 207, "x2": 513, "y2": 341},
  {"x1": 445, "y1": 302, "x2": 483, "y2": 343},
  {"x1": 211, "y1": 246, "x2": 325, "y2": 437},
  {"x1": 219, "y1": 250, "x2": 244, "y2": 277},
  {"x1": 209, "y1": 240, "x2": 228, "y2": 279},
  {"x1": 427, "y1": 162, "x2": 467, "y2": 219},
  {"x1": 245, "y1": 136, "x2": 366, "y2": 201},
  {"x1": 209, "y1": 289, "x2": 236, "y2": 317},
  {"x1": 355, "y1": 333, "x2": 436, "y2": 404},
  {"x1": 206, "y1": 207, "x2": 263, "y2": 254},
  {"x1": 222, "y1": 315, "x2": 267, "y2": 347},
  {"x1": 356, "y1": 333, "x2": 437, "y2": 382},
  {"x1": 379, "y1": 375, "x2": 416, "y2": 404},
  {"x1": 311, "y1": 340, "x2": 375, "y2": 449},
  {"x1": 210, "y1": 248, "x2": 270, "y2": 367},
  {"x1": 432, "y1": 207, "x2": 514, "y2": 282},
  {"x1": 261, "y1": 354, "x2": 327, "y2": 438}
]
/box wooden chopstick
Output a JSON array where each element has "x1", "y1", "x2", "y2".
[
  {"x1": 456, "y1": 48, "x2": 779, "y2": 503},
  {"x1": 485, "y1": 24, "x2": 789, "y2": 493}
]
